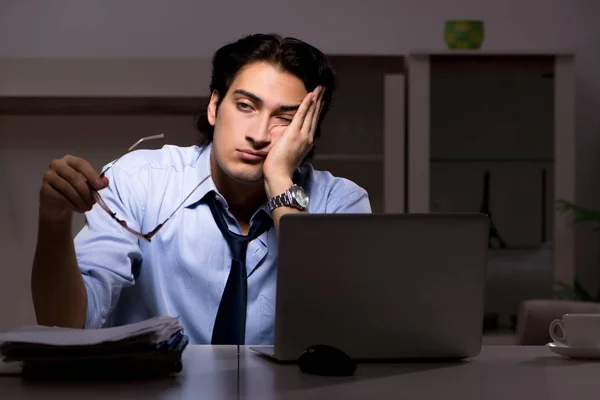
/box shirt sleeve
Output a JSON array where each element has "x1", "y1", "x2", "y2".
[
  {"x1": 325, "y1": 179, "x2": 373, "y2": 214},
  {"x1": 74, "y1": 163, "x2": 148, "y2": 328}
]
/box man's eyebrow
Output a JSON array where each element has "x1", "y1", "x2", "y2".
[
  {"x1": 278, "y1": 104, "x2": 300, "y2": 112},
  {"x1": 233, "y1": 89, "x2": 262, "y2": 104},
  {"x1": 233, "y1": 89, "x2": 300, "y2": 112}
]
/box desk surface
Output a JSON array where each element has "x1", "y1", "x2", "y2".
[{"x1": 1, "y1": 345, "x2": 600, "y2": 399}]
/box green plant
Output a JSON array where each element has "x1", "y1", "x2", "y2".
[
  {"x1": 556, "y1": 199, "x2": 600, "y2": 230},
  {"x1": 553, "y1": 280, "x2": 598, "y2": 302},
  {"x1": 553, "y1": 199, "x2": 600, "y2": 301}
]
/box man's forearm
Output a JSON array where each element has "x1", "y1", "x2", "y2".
[
  {"x1": 271, "y1": 203, "x2": 305, "y2": 234},
  {"x1": 31, "y1": 213, "x2": 88, "y2": 328}
]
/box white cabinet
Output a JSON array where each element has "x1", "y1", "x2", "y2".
[{"x1": 405, "y1": 52, "x2": 576, "y2": 309}]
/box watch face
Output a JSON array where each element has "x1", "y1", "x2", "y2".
[{"x1": 291, "y1": 186, "x2": 309, "y2": 208}]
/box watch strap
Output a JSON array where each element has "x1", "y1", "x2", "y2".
[
  {"x1": 267, "y1": 190, "x2": 292, "y2": 211},
  {"x1": 267, "y1": 184, "x2": 308, "y2": 212}
]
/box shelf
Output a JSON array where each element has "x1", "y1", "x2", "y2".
[
  {"x1": 409, "y1": 50, "x2": 575, "y2": 56},
  {"x1": 430, "y1": 158, "x2": 553, "y2": 163},
  {"x1": 488, "y1": 246, "x2": 554, "y2": 252},
  {"x1": 488, "y1": 247, "x2": 554, "y2": 260},
  {"x1": 313, "y1": 154, "x2": 383, "y2": 162}
]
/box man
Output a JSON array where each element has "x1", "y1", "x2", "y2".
[{"x1": 31, "y1": 33, "x2": 371, "y2": 345}]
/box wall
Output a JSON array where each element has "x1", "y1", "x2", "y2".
[
  {"x1": 0, "y1": 0, "x2": 590, "y2": 57},
  {"x1": 0, "y1": 116, "x2": 197, "y2": 331},
  {"x1": 1, "y1": 0, "x2": 600, "y2": 329}
]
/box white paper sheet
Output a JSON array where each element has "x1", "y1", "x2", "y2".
[{"x1": 0, "y1": 316, "x2": 182, "y2": 346}]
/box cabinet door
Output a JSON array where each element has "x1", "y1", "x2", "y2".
[
  {"x1": 407, "y1": 55, "x2": 431, "y2": 213},
  {"x1": 383, "y1": 74, "x2": 406, "y2": 213}
]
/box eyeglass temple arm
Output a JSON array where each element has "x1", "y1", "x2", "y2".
[
  {"x1": 99, "y1": 134, "x2": 165, "y2": 178},
  {"x1": 144, "y1": 174, "x2": 212, "y2": 241}
]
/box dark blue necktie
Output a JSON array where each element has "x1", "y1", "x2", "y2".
[{"x1": 206, "y1": 191, "x2": 272, "y2": 345}]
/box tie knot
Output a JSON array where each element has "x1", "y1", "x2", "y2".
[{"x1": 205, "y1": 191, "x2": 272, "y2": 262}]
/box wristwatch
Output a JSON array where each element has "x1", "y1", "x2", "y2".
[{"x1": 267, "y1": 184, "x2": 309, "y2": 212}]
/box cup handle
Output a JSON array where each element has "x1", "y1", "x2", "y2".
[{"x1": 549, "y1": 319, "x2": 566, "y2": 344}]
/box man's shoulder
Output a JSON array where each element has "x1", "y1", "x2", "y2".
[
  {"x1": 105, "y1": 144, "x2": 206, "y2": 177},
  {"x1": 298, "y1": 163, "x2": 371, "y2": 212},
  {"x1": 299, "y1": 163, "x2": 367, "y2": 198}
]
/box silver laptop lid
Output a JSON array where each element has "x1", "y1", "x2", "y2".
[{"x1": 273, "y1": 213, "x2": 489, "y2": 361}]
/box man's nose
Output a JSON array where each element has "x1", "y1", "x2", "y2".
[{"x1": 246, "y1": 116, "x2": 271, "y2": 145}]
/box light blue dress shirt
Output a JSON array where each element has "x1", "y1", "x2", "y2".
[{"x1": 74, "y1": 143, "x2": 372, "y2": 345}]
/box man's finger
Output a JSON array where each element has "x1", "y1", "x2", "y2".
[
  {"x1": 65, "y1": 156, "x2": 107, "y2": 190},
  {"x1": 46, "y1": 171, "x2": 92, "y2": 212},
  {"x1": 301, "y1": 86, "x2": 322, "y2": 136},
  {"x1": 41, "y1": 182, "x2": 87, "y2": 213},
  {"x1": 54, "y1": 162, "x2": 96, "y2": 206},
  {"x1": 309, "y1": 87, "x2": 325, "y2": 135},
  {"x1": 301, "y1": 92, "x2": 319, "y2": 137},
  {"x1": 289, "y1": 91, "x2": 315, "y2": 131}
]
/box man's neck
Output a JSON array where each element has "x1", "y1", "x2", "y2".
[{"x1": 210, "y1": 154, "x2": 266, "y2": 225}]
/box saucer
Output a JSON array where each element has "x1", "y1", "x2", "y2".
[{"x1": 547, "y1": 342, "x2": 600, "y2": 360}]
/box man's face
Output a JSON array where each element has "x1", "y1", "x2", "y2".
[{"x1": 207, "y1": 61, "x2": 308, "y2": 184}]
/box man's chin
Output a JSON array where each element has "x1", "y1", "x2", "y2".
[
  {"x1": 214, "y1": 154, "x2": 265, "y2": 186},
  {"x1": 227, "y1": 167, "x2": 264, "y2": 186}
]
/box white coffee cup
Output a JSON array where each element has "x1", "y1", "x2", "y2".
[{"x1": 549, "y1": 313, "x2": 600, "y2": 348}]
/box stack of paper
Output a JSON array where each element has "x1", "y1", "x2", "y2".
[{"x1": 0, "y1": 316, "x2": 189, "y2": 380}]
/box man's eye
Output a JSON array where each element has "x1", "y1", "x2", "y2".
[
  {"x1": 277, "y1": 117, "x2": 292, "y2": 124},
  {"x1": 237, "y1": 103, "x2": 253, "y2": 111}
]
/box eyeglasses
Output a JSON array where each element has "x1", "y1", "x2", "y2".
[{"x1": 91, "y1": 134, "x2": 211, "y2": 242}]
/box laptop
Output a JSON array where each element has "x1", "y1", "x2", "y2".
[{"x1": 250, "y1": 213, "x2": 489, "y2": 361}]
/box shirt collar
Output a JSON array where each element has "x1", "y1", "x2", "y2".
[
  {"x1": 182, "y1": 143, "x2": 270, "y2": 219},
  {"x1": 182, "y1": 143, "x2": 219, "y2": 209},
  {"x1": 182, "y1": 143, "x2": 271, "y2": 248}
]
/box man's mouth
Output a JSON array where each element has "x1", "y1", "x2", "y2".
[{"x1": 237, "y1": 149, "x2": 267, "y2": 162}]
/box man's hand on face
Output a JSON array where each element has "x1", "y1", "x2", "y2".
[{"x1": 262, "y1": 85, "x2": 325, "y2": 198}]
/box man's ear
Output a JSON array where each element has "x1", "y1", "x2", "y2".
[{"x1": 207, "y1": 90, "x2": 220, "y2": 126}]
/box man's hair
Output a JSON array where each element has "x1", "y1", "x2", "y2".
[{"x1": 194, "y1": 33, "x2": 336, "y2": 162}]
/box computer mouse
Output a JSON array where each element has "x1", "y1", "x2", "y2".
[{"x1": 297, "y1": 344, "x2": 357, "y2": 376}]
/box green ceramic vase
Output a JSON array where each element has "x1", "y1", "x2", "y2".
[{"x1": 444, "y1": 20, "x2": 484, "y2": 50}]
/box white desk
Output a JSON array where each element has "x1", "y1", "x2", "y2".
[{"x1": 1, "y1": 345, "x2": 600, "y2": 399}]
